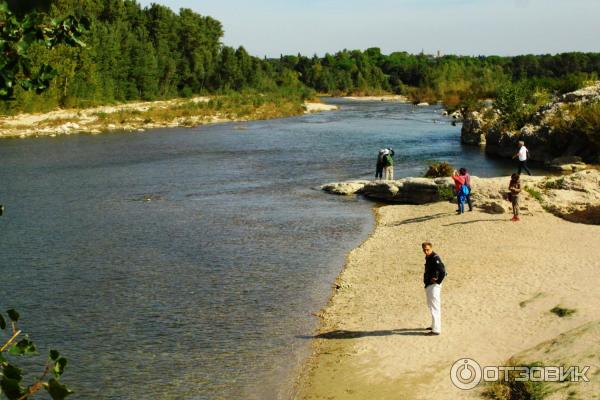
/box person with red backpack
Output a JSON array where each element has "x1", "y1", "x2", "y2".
[
  {"x1": 451, "y1": 170, "x2": 469, "y2": 214},
  {"x1": 459, "y1": 167, "x2": 473, "y2": 211}
]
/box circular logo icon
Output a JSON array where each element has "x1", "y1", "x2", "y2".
[{"x1": 450, "y1": 358, "x2": 482, "y2": 390}]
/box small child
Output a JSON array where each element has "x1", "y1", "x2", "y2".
[{"x1": 509, "y1": 173, "x2": 521, "y2": 221}]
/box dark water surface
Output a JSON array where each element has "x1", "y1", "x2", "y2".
[{"x1": 1, "y1": 101, "x2": 523, "y2": 399}]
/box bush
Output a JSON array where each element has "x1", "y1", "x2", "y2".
[
  {"x1": 484, "y1": 362, "x2": 550, "y2": 400},
  {"x1": 547, "y1": 101, "x2": 600, "y2": 157},
  {"x1": 550, "y1": 306, "x2": 576, "y2": 317},
  {"x1": 424, "y1": 161, "x2": 454, "y2": 178},
  {"x1": 437, "y1": 185, "x2": 455, "y2": 201}
]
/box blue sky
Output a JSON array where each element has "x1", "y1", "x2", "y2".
[{"x1": 137, "y1": 0, "x2": 600, "y2": 57}]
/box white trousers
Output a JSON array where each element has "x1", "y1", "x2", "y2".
[
  {"x1": 384, "y1": 166, "x2": 394, "y2": 180},
  {"x1": 425, "y1": 283, "x2": 442, "y2": 334}
]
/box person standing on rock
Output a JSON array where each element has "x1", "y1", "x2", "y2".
[
  {"x1": 375, "y1": 149, "x2": 385, "y2": 180},
  {"x1": 513, "y1": 140, "x2": 532, "y2": 176},
  {"x1": 459, "y1": 167, "x2": 473, "y2": 211},
  {"x1": 382, "y1": 148, "x2": 395, "y2": 180},
  {"x1": 509, "y1": 173, "x2": 521, "y2": 221},
  {"x1": 422, "y1": 242, "x2": 445, "y2": 336}
]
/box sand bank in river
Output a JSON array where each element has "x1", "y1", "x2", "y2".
[
  {"x1": 0, "y1": 97, "x2": 336, "y2": 139},
  {"x1": 295, "y1": 192, "x2": 600, "y2": 399}
]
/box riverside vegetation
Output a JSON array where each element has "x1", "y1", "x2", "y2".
[
  {"x1": 2, "y1": 1, "x2": 600, "y2": 122},
  {"x1": 462, "y1": 82, "x2": 600, "y2": 164}
]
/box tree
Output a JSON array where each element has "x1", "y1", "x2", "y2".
[{"x1": 0, "y1": 1, "x2": 89, "y2": 100}]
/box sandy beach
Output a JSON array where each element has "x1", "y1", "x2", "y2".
[{"x1": 295, "y1": 181, "x2": 600, "y2": 399}]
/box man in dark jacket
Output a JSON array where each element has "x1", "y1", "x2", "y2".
[{"x1": 422, "y1": 242, "x2": 446, "y2": 335}]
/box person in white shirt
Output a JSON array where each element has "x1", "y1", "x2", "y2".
[{"x1": 512, "y1": 140, "x2": 532, "y2": 176}]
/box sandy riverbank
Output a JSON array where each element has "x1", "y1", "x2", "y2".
[
  {"x1": 0, "y1": 97, "x2": 337, "y2": 139},
  {"x1": 342, "y1": 95, "x2": 408, "y2": 102},
  {"x1": 295, "y1": 178, "x2": 600, "y2": 399}
]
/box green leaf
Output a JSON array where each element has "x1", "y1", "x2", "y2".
[
  {"x1": 6, "y1": 309, "x2": 19, "y2": 322},
  {"x1": 0, "y1": 376, "x2": 25, "y2": 400},
  {"x1": 49, "y1": 349, "x2": 60, "y2": 361},
  {"x1": 44, "y1": 378, "x2": 74, "y2": 400},
  {"x1": 52, "y1": 357, "x2": 68, "y2": 377},
  {"x1": 19, "y1": 79, "x2": 33, "y2": 90},
  {"x1": 2, "y1": 364, "x2": 23, "y2": 381},
  {"x1": 0, "y1": 314, "x2": 6, "y2": 329},
  {"x1": 8, "y1": 338, "x2": 38, "y2": 356}
]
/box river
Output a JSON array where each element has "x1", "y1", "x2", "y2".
[{"x1": 0, "y1": 100, "x2": 524, "y2": 399}]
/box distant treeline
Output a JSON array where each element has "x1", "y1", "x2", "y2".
[{"x1": 2, "y1": 0, "x2": 600, "y2": 114}]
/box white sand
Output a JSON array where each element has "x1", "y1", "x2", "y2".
[{"x1": 295, "y1": 201, "x2": 600, "y2": 399}]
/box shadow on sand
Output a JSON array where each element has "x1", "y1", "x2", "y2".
[
  {"x1": 442, "y1": 218, "x2": 505, "y2": 226},
  {"x1": 297, "y1": 328, "x2": 432, "y2": 340},
  {"x1": 386, "y1": 212, "x2": 453, "y2": 227}
]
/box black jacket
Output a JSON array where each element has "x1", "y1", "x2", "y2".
[{"x1": 424, "y1": 252, "x2": 446, "y2": 287}]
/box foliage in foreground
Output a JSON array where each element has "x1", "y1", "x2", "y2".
[
  {"x1": 0, "y1": 1, "x2": 89, "y2": 100},
  {"x1": 0, "y1": 309, "x2": 72, "y2": 400}
]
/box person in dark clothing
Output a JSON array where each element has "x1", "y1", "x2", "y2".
[
  {"x1": 375, "y1": 149, "x2": 385, "y2": 179},
  {"x1": 422, "y1": 242, "x2": 446, "y2": 335}
]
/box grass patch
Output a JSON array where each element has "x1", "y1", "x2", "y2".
[
  {"x1": 525, "y1": 186, "x2": 543, "y2": 202},
  {"x1": 544, "y1": 177, "x2": 565, "y2": 190},
  {"x1": 88, "y1": 93, "x2": 306, "y2": 127},
  {"x1": 36, "y1": 117, "x2": 79, "y2": 127},
  {"x1": 550, "y1": 306, "x2": 576, "y2": 317},
  {"x1": 483, "y1": 362, "x2": 551, "y2": 400}
]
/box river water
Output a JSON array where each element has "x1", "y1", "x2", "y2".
[{"x1": 0, "y1": 100, "x2": 522, "y2": 399}]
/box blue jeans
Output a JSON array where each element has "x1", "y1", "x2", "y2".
[{"x1": 457, "y1": 195, "x2": 465, "y2": 213}]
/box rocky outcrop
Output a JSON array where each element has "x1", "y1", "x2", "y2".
[
  {"x1": 546, "y1": 156, "x2": 588, "y2": 172},
  {"x1": 322, "y1": 175, "x2": 544, "y2": 214},
  {"x1": 322, "y1": 177, "x2": 450, "y2": 204},
  {"x1": 461, "y1": 82, "x2": 600, "y2": 164},
  {"x1": 460, "y1": 111, "x2": 487, "y2": 145},
  {"x1": 323, "y1": 170, "x2": 600, "y2": 224},
  {"x1": 533, "y1": 169, "x2": 600, "y2": 224}
]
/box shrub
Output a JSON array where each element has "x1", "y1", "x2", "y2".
[
  {"x1": 550, "y1": 306, "x2": 576, "y2": 317},
  {"x1": 483, "y1": 362, "x2": 550, "y2": 400},
  {"x1": 437, "y1": 185, "x2": 455, "y2": 201},
  {"x1": 424, "y1": 161, "x2": 454, "y2": 178}
]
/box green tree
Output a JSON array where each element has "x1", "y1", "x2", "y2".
[{"x1": 0, "y1": 1, "x2": 89, "y2": 99}]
